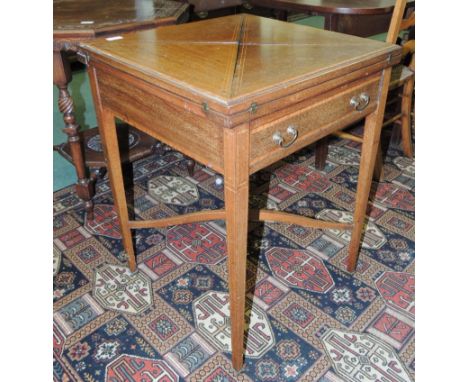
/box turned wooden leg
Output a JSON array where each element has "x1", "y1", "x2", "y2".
[
  {"x1": 187, "y1": 158, "x2": 195, "y2": 176},
  {"x1": 53, "y1": 50, "x2": 95, "y2": 218},
  {"x1": 400, "y1": 77, "x2": 414, "y2": 158},
  {"x1": 99, "y1": 108, "x2": 137, "y2": 271},
  {"x1": 315, "y1": 137, "x2": 329, "y2": 170},
  {"x1": 223, "y1": 126, "x2": 250, "y2": 371}
]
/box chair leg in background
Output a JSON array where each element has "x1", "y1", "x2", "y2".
[
  {"x1": 315, "y1": 137, "x2": 329, "y2": 170},
  {"x1": 400, "y1": 77, "x2": 414, "y2": 158}
]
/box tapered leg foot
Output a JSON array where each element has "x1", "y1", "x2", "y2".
[
  {"x1": 347, "y1": 65, "x2": 394, "y2": 271},
  {"x1": 187, "y1": 159, "x2": 195, "y2": 177},
  {"x1": 223, "y1": 127, "x2": 250, "y2": 371},
  {"x1": 100, "y1": 109, "x2": 137, "y2": 272},
  {"x1": 84, "y1": 200, "x2": 94, "y2": 220},
  {"x1": 348, "y1": 113, "x2": 385, "y2": 272}
]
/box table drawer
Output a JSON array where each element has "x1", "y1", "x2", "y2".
[{"x1": 249, "y1": 75, "x2": 381, "y2": 173}]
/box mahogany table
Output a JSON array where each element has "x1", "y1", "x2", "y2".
[
  {"x1": 53, "y1": 0, "x2": 189, "y2": 218},
  {"x1": 80, "y1": 14, "x2": 400, "y2": 370},
  {"x1": 251, "y1": 0, "x2": 415, "y2": 37}
]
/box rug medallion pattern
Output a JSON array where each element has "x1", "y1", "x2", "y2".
[{"x1": 53, "y1": 133, "x2": 415, "y2": 381}]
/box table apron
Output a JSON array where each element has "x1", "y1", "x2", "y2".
[
  {"x1": 96, "y1": 68, "x2": 225, "y2": 174},
  {"x1": 93, "y1": 65, "x2": 383, "y2": 177}
]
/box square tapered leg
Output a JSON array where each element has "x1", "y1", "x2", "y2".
[{"x1": 223, "y1": 126, "x2": 250, "y2": 371}]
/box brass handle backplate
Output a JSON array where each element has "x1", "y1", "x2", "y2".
[
  {"x1": 350, "y1": 92, "x2": 370, "y2": 111},
  {"x1": 272, "y1": 125, "x2": 298, "y2": 148}
]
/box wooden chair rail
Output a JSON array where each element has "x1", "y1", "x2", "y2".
[
  {"x1": 400, "y1": 12, "x2": 415, "y2": 31},
  {"x1": 382, "y1": 113, "x2": 404, "y2": 127}
]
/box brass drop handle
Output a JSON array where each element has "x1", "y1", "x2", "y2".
[
  {"x1": 272, "y1": 125, "x2": 298, "y2": 148},
  {"x1": 350, "y1": 92, "x2": 370, "y2": 111}
]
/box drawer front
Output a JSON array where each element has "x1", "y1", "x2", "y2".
[{"x1": 249, "y1": 75, "x2": 381, "y2": 173}]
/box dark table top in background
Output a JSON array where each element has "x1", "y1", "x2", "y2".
[
  {"x1": 251, "y1": 0, "x2": 415, "y2": 15},
  {"x1": 54, "y1": 0, "x2": 189, "y2": 42}
]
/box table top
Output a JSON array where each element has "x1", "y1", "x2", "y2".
[
  {"x1": 251, "y1": 0, "x2": 415, "y2": 15},
  {"x1": 54, "y1": 0, "x2": 189, "y2": 40},
  {"x1": 81, "y1": 14, "x2": 399, "y2": 108}
]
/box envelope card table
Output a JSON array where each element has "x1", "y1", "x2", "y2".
[
  {"x1": 80, "y1": 14, "x2": 400, "y2": 370},
  {"x1": 53, "y1": 0, "x2": 189, "y2": 217}
]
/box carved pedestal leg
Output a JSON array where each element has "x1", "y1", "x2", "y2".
[
  {"x1": 53, "y1": 50, "x2": 95, "y2": 219},
  {"x1": 224, "y1": 126, "x2": 250, "y2": 371}
]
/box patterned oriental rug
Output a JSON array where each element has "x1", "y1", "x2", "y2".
[{"x1": 53, "y1": 130, "x2": 415, "y2": 382}]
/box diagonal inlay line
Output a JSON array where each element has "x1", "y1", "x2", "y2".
[
  {"x1": 219, "y1": 15, "x2": 245, "y2": 96},
  {"x1": 228, "y1": 15, "x2": 247, "y2": 98}
]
